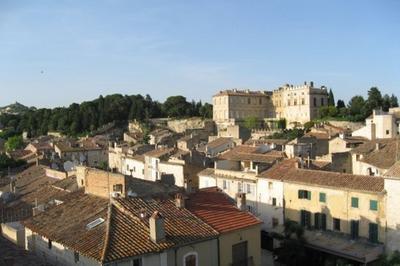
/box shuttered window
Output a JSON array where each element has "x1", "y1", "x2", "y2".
[
  {"x1": 350, "y1": 220, "x2": 359, "y2": 239},
  {"x1": 369, "y1": 223, "x2": 379, "y2": 243}
]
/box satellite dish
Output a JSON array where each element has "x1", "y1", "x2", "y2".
[{"x1": 63, "y1": 161, "x2": 74, "y2": 172}]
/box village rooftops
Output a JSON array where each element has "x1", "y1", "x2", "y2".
[
  {"x1": 187, "y1": 187, "x2": 262, "y2": 234},
  {"x1": 383, "y1": 161, "x2": 400, "y2": 178},
  {"x1": 258, "y1": 160, "x2": 385, "y2": 193},
  {"x1": 214, "y1": 89, "x2": 271, "y2": 97},
  {"x1": 218, "y1": 145, "x2": 285, "y2": 164},
  {"x1": 54, "y1": 141, "x2": 103, "y2": 152},
  {"x1": 23, "y1": 193, "x2": 218, "y2": 263},
  {"x1": 351, "y1": 138, "x2": 400, "y2": 169},
  {"x1": 207, "y1": 137, "x2": 233, "y2": 149},
  {"x1": 144, "y1": 147, "x2": 176, "y2": 158},
  {"x1": 245, "y1": 138, "x2": 289, "y2": 146}
]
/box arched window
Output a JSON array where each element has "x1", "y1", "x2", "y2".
[{"x1": 184, "y1": 252, "x2": 198, "y2": 266}]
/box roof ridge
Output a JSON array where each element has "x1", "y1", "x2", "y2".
[{"x1": 100, "y1": 202, "x2": 113, "y2": 262}]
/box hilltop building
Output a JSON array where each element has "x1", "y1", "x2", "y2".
[{"x1": 213, "y1": 81, "x2": 329, "y2": 127}]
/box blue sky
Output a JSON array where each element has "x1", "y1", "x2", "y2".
[{"x1": 0, "y1": 0, "x2": 399, "y2": 108}]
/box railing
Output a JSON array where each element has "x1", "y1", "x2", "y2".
[{"x1": 230, "y1": 256, "x2": 254, "y2": 266}]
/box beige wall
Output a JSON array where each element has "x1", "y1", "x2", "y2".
[
  {"x1": 1, "y1": 222, "x2": 25, "y2": 247},
  {"x1": 219, "y1": 225, "x2": 262, "y2": 266},
  {"x1": 284, "y1": 182, "x2": 386, "y2": 243}
]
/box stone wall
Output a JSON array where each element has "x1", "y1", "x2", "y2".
[{"x1": 167, "y1": 118, "x2": 214, "y2": 134}]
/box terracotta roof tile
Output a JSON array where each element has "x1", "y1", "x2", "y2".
[
  {"x1": 187, "y1": 187, "x2": 262, "y2": 233},
  {"x1": 218, "y1": 145, "x2": 285, "y2": 163},
  {"x1": 207, "y1": 137, "x2": 233, "y2": 149},
  {"x1": 258, "y1": 159, "x2": 384, "y2": 193}
]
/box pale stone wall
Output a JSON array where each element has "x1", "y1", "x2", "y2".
[
  {"x1": 25, "y1": 228, "x2": 100, "y2": 266},
  {"x1": 158, "y1": 162, "x2": 185, "y2": 187},
  {"x1": 219, "y1": 225, "x2": 262, "y2": 266},
  {"x1": 352, "y1": 154, "x2": 386, "y2": 176},
  {"x1": 1, "y1": 222, "x2": 25, "y2": 247},
  {"x1": 44, "y1": 168, "x2": 67, "y2": 179},
  {"x1": 284, "y1": 182, "x2": 386, "y2": 243},
  {"x1": 257, "y1": 178, "x2": 284, "y2": 230},
  {"x1": 384, "y1": 177, "x2": 400, "y2": 253},
  {"x1": 167, "y1": 118, "x2": 214, "y2": 134},
  {"x1": 122, "y1": 157, "x2": 145, "y2": 179}
]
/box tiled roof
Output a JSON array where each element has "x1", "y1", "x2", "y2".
[
  {"x1": 383, "y1": 161, "x2": 400, "y2": 178},
  {"x1": 360, "y1": 140, "x2": 400, "y2": 169},
  {"x1": 24, "y1": 194, "x2": 218, "y2": 263},
  {"x1": 245, "y1": 139, "x2": 289, "y2": 146},
  {"x1": 144, "y1": 147, "x2": 175, "y2": 158},
  {"x1": 258, "y1": 159, "x2": 384, "y2": 193},
  {"x1": 219, "y1": 145, "x2": 285, "y2": 163},
  {"x1": 350, "y1": 139, "x2": 392, "y2": 154},
  {"x1": 303, "y1": 131, "x2": 331, "y2": 140},
  {"x1": 207, "y1": 137, "x2": 233, "y2": 149},
  {"x1": 187, "y1": 187, "x2": 262, "y2": 233}
]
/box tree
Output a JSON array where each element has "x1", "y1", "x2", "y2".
[
  {"x1": 163, "y1": 96, "x2": 191, "y2": 118},
  {"x1": 199, "y1": 103, "x2": 213, "y2": 118},
  {"x1": 365, "y1": 87, "x2": 383, "y2": 116},
  {"x1": 244, "y1": 116, "x2": 258, "y2": 129},
  {"x1": 390, "y1": 94, "x2": 399, "y2": 108},
  {"x1": 5, "y1": 135, "x2": 24, "y2": 152},
  {"x1": 348, "y1": 96, "x2": 365, "y2": 116},
  {"x1": 328, "y1": 89, "x2": 335, "y2": 106},
  {"x1": 336, "y1": 99, "x2": 345, "y2": 109},
  {"x1": 274, "y1": 220, "x2": 307, "y2": 266},
  {"x1": 0, "y1": 154, "x2": 26, "y2": 171},
  {"x1": 382, "y1": 94, "x2": 391, "y2": 112}
]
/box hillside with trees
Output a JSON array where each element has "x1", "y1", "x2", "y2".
[
  {"x1": 0, "y1": 94, "x2": 212, "y2": 138},
  {"x1": 319, "y1": 87, "x2": 398, "y2": 121}
]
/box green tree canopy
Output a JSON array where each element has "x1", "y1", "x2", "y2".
[
  {"x1": 328, "y1": 89, "x2": 335, "y2": 106},
  {"x1": 244, "y1": 116, "x2": 259, "y2": 129},
  {"x1": 5, "y1": 135, "x2": 24, "y2": 152}
]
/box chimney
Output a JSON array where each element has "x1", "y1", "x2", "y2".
[
  {"x1": 236, "y1": 193, "x2": 247, "y2": 211},
  {"x1": 9, "y1": 180, "x2": 16, "y2": 193},
  {"x1": 150, "y1": 211, "x2": 165, "y2": 243},
  {"x1": 310, "y1": 81, "x2": 314, "y2": 87},
  {"x1": 175, "y1": 193, "x2": 185, "y2": 209},
  {"x1": 375, "y1": 142, "x2": 383, "y2": 151}
]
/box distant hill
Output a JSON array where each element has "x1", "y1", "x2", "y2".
[{"x1": 0, "y1": 102, "x2": 36, "y2": 115}]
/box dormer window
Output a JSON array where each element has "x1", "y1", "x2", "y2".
[{"x1": 113, "y1": 184, "x2": 123, "y2": 193}]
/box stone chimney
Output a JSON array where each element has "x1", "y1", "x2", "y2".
[
  {"x1": 175, "y1": 193, "x2": 185, "y2": 209},
  {"x1": 9, "y1": 180, "x2": 16, "y2": 193},
  {"x1": 150, "y1": 211, "x2": 165, "y2": 243},
  {"x1": 236, "y1": 193, "x2": 247, "y2": 211}
]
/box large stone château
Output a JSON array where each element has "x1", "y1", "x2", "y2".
[{"x1": 213, "y1": 81, "x2": 329, "y2": 127}]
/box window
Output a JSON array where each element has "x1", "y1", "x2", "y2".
[
  {"x1": 133, "y1": 258, "x2": 143, "y2": 266},
  {"x1": 287, "y1": 100, "x2": 291, "y2": 106},
  {"x1": 314, "y1": 213, "x2": 327, "y2": 230},
  {"x1": 351, "y1": 197, "x2": 359, "y2": 208},
  {"x1": 223, "y1": 180, "x2": 227, "y2": 189},
  {"x1": 300, "y1": 210, "x2": 311, "y2": 228},
  {"x1": 184, "y1": 252, "x2": 198, "y2": 266},
  {"x1": 350, "y1": 220, "x2": 359, "y2": 239},
  {"x1": 301, "y1": 98, "x2": 305, "y2": 105},
  {"x1": 238, "y1": 183, "x2": 242, "y2": 193},
  {"x1": 113, "y1": 184, "x2": 123, "y2": 193},
  {"x1": 133, "y1": 166, "x2": 136, "y2": 172},
  {"x1": 248, "y1": 98, "x2": 251, "y2": 104},
  {"x1": 313, "y1": 97, "x2": 317, "y2": 107},
  {"x1": 386, "y1": 130, "x2": 390, "y2": 135},
  {"x1": 298, "y1": 190, "x2": 311, "y2": 200},
  {"x1": 126, "y1": 165, "x2": 129, "y2": 171},
  {"x1": 294, "y1": 99, "x2": 297, "y2": 106},
  {"x1": 319, "y1": 192, "x2": 326, "y2": 203},
  {"x1": 272, "y1": 198, "x2": 277, "y2": 206},
  {"x1": 370, "y1": 200, "x2": 378, "y2": 211},
  {"x1": 321, "y1": 98, "x2": 324, "y2": 106},
  {"x1": 333, "y1": 218, "x2": 341, "y2": 231},
  {"x1": 74, "y1": 252, "x2": 79, "y2": 263},
  {"x1": 268, "y1": 182, "x2": 273, "y2": 189},
  {"x1": 48, "y1": 239, "x2": 52, "y2": 249},
  {"x1": 259, "y1": 98, "x2": 262, "y2": 105},
  {"x1": 369, "y1": 223, "x2": 379, "y2": 243},
  {"x1": 246, "y1": 184, "x2": 252, "y2": 194}
]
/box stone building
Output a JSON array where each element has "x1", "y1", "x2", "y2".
[{"x1": 213, "y1": 82, "x2": 329, "y2": 127}]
